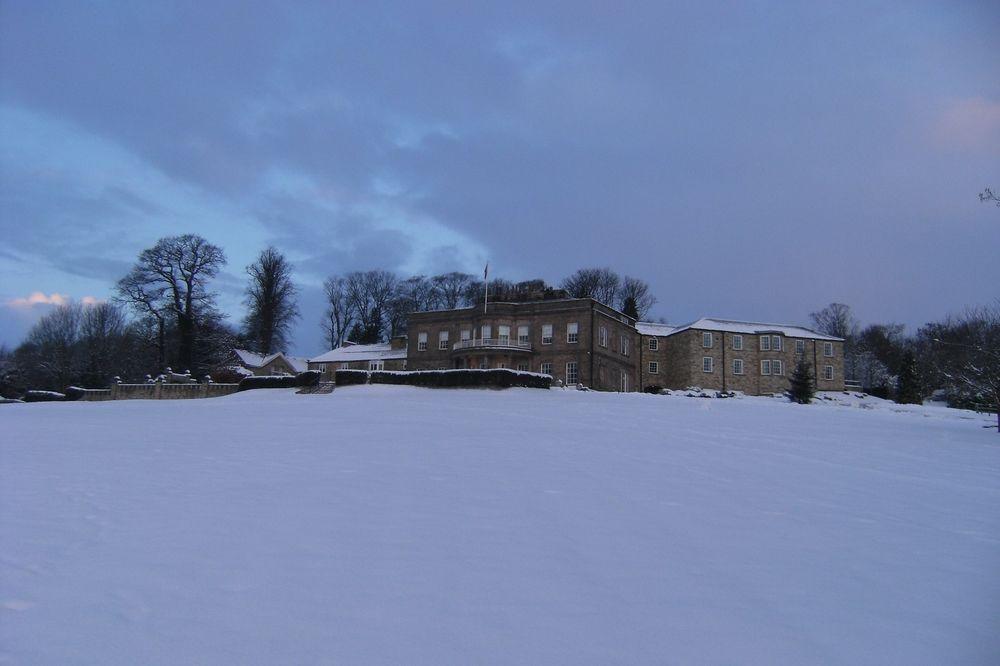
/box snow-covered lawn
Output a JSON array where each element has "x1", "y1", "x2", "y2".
[{"x1": 2, "y1": 387, "x2": 998, "y2": 665}]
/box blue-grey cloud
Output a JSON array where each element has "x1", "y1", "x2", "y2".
[{"x1": 1, "y1": 1, "x2": 998, "y2": 353}]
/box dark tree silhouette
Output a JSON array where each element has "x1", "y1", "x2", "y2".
[
  {"x1": 243, "y1": 247, "x2": 299, "y2": 355},
  {"x1": 117, "y1": 234, "x2": 226, "y2": 373}
]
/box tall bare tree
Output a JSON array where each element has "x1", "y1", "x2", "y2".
[
  {"x1": 561, "y1": 268, "x2": 621, "y2": 307},
  {"x1": 618, "y1": 276, "x2": 657, "y2": 319},
  {"x1": 322, "y1": 276, "x2": 355, "y2": 349},
  {"x1": 388, "y1": 275, "x2": 439, "y2": 337},
  {"x1": 345, "y1": 270, "x2": 397, "y2": 344},
  {"x1": 432, "y1": 272, "x2": 475, "y2": 309},
  {"x1": 23, "y1": 303, "x2": 83, "y2": 390},
  {"x1": 116, "y1": 234, "x2": 226, "y2": 372},
  {"x1": 79, "y1": 302, "x2": 128, "y2": 386},
  {"x1": 243, "y1": 247, "x2": 299, "y2": 355}
]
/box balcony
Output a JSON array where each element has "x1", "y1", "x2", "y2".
[{"x1": 452, "y1": 338, "x2": 532, "y2": 353}]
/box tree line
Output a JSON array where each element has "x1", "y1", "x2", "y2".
[
  {"x1": 320, "y1": 267, "x2": 657, "y2": 348},
  {"x1": 808, "y1": 301, "x2": 1000, "y2": 419},
  {"x1": 0, "y1": 234, "x2": 659, "y2": 394}
]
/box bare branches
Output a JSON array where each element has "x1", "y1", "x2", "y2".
[{"x1": 243, "y1": 247, "x2": 299, "y2": 354}]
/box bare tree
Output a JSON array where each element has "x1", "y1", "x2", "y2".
[
  {"x1": 388, "y1": 276, "x2": 439, "y2": 337},
  {"x1": 345, "y1": 270, "x2": 397, "y2": 344},
  {"x1": 809, "y1": 303, "x2": 859, "y2": 339},
  {"x1": 618, "y1": 276, "x2": 657, "y2": 319},
  {"x1": 79, "y1": 302, "x2": 128, "y2": 386},
  {"x1": 932, "y1": 304, "x2": 1000, "y2": 432},
  {"x1": 322, "y1": 276, "x2": 355, "y2": 349},
  {"x1": 116, "y1": 234, "x2": 226, "y2": 372},
  {"x1": 432, "y1": 272, "x2": 475, "y2": 309},
  {"x1": 980, "y1": 187, "x2": 999, "y2": 207},
  {"x1": 561, "y1": 268, "x2": 621, "y2": 307},
  {"x1": 24, "y1": 303, "x2": 83, "y2": 389},
  {"x1": 243, "y1": 247, "x2": 299, "y2": 355}
]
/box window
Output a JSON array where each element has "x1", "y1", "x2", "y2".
[
  {"x1": 516, "y1": 362, "x2": 528, "y2": 372},
  {"x1": 478, "y1": 357, "x2": 488, "y2": 369},
  {"x1": 518, "y1": 325, "x2": 529, "y2": 345},
  {"x1": 497, "y1": 362, "x2": 506, "y2": 369},
  {"x1": 772, "y1": 359, "x2": 783, "y2": 376},
  {"x1": 732, "y1": 334, "x2": 743, "y2": 350},
  {"x1": 542, "y1": 324, "x2": 553, "y2": 345},
  {"x1": 733, "y1": 358, "x2": 744, "y2": 375},
  {"x1": 823, "y1": 365, "x2": 834, "y2": 380},
  {"x1": 417, "y1": 332, "x2": 428, "y2": 351},
  {"x1": 761, "y1": 359, "x2": 771, "y2": 375},
  {"x1": 567, "y1": 322, "x2": 579, "y2": 343},
  {"x1": 824, "y1": 342, "x2": 834, "y2": 357},
  {"x1": 461, "y1": 329, "x2": 471, "y2": 341},
  {"x1": 702, "y1": 356, "x2": 713, "y2": 373},
  {"x1": 702, "y1": 332, "x2": 713, "y2": 348},
  {"x1": 760, "y1": 335, "x2": 771, "y2": 351},
  {"x1": 619, "y1": 370, "x2": 629, "y2": 392},
  {"x1": 648, "y1": 361, "x2": 659, "y2": 374},
  {"x1": 599, "y1": 326, "x2": 608, "y2": 347},
  {"x1": 339, "y1": 362, "x2": 350, "y2": 370},
  {"x1": 620, "y1": 335, "x2": 629, "y2": 356},
  {"x1": 498, "y1": 325, "x2": 510, "y2": 344},
  {"x1": 481, "y1": 325, "x2": 492, "y2": 340},
  {"x1": 540, "y1": 362, "x2": 553, "y2": 376},
  {"x1": 566, "y1": 362, "x2": 579, "y2": 385},
  {"x1": 771, "y1": 335, "x2": 782, "y2": 351},
  {"x1": 795, "y1": 339, "x2": 805, "y2": 354},
  {"x1": 648, "y1": 337, "x2": 658, "y2": 351},
  {"x1": 438, "y1": 330, "x2": 449, "y2": 350},
  {"x1": 369, "y1": 360, "x2": 384, "y2": 371}
]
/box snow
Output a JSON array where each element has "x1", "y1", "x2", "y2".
[
  {"x1": 635, "y1": 321, "x2": 677, "y2": 336},
  {"x1": 666, "y1": 317, "x2": 843, "y2": 340},
  {"x1": 232, "y1": 348, "x2": 265, "y2": 367},
  {"x1": 1, "y1": 388, "x2": 998, "y2": 665},
  {"x1": 309, "y1": 342, "x2": 408, "y2": 363}
]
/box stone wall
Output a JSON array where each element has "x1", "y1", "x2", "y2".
[{"x1": 109, "y1": 383, "x2": 240, "y2": 400}]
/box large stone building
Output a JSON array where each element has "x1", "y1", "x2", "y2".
[
  {"x1": 310, "y1": 293, "x2": 846, "y2": 396},
  {"x1": 636, "y1": 318, "x2": 845, "y2": 394},
  {"x1": 407, "y1": 297, "x2": 641, "y2": 391}
]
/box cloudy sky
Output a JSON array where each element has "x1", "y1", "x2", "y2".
[{"x1": 1, "y1": 1, "x2": 997, "y2": 355}]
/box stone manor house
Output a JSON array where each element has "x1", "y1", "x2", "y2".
[{"x1": 308, "y1": 291, "x2": 845, "y2": 395}]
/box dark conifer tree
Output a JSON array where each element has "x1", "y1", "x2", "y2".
[
  {"x1": 621, "y1": 296, "x2": 639, "y2": 320},
  {"x1": 895, "y1": 350, "x2": 922, "y2": 404},
  {"x1": 789, "y1": 356, "x2": 815, "y2": 404}
]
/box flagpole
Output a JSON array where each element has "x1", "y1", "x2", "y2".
[{"x1": 483, "y1": 262, "x2": 489, "y2": 315}]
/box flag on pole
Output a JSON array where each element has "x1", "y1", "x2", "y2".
[{"x1": 483, "y1": 263, "x2": 489, "y2": 314}]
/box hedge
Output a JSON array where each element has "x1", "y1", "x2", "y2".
[
  {"x1": 338, "y1": 368, "x2": 551, "y2": 390},
  {"x1": 334, "y1": 369, "x2": 370, "y2": 386},
  {"x1": 238, "y1": 371, "x2": 321, "y2": 391}
]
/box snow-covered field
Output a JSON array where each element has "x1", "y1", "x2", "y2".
[{"x1": 2, "y1": 386, "x2": 998, "y2": 665}]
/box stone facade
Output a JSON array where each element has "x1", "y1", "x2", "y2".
[
  {"x1": 407, "y1": 298, "x2": 641, "y2": 391},
  {"x1": 641, "y1": 324, "x2": 845, "y2": 395}
]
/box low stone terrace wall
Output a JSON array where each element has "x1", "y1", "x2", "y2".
[{"x1": 108, "y1": 383, "x2": 239, "y2": 400}]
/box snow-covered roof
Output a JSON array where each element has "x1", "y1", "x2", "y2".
[
  {"x1": 309, "y1": 342, "x2": 408, "y2": 364},
  {"x1": 235, "y1": 349, "x2": 311, "y2": 373},
  {"x1": 233, "y1": 349, "x2": 265, "y2": 367},
  {"x1": 666, "y1": 318, "x2": 843, "y2": 341},
  {"x1": 636, "y1": 322, "x2": 677, "y2": 337}
]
